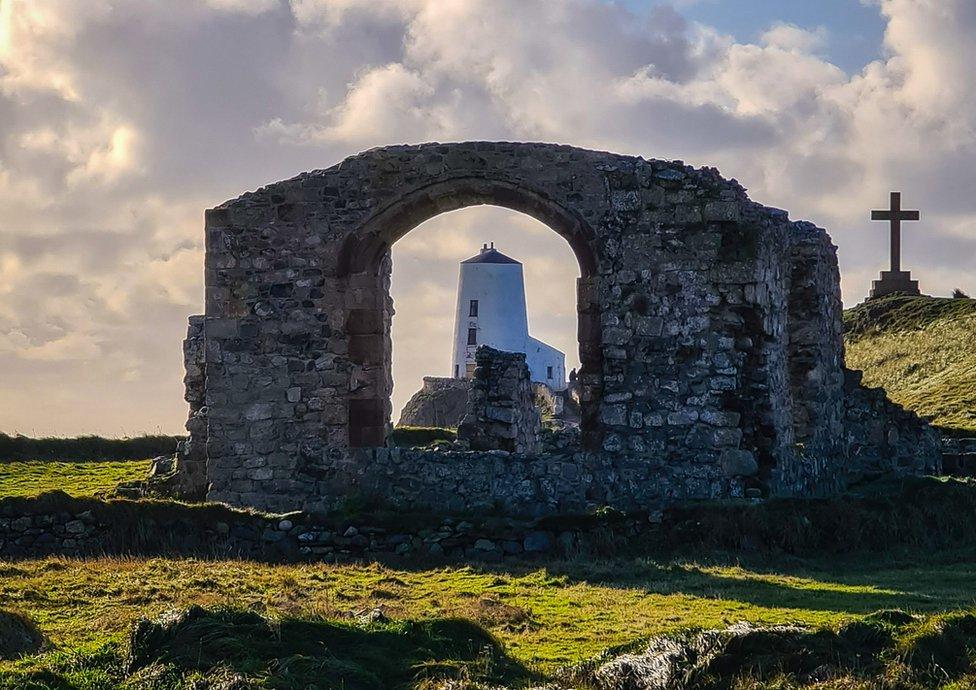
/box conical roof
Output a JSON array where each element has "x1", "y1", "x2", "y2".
[{"x1": 461, "y1": 244, "x2": 521, "y2": 265}]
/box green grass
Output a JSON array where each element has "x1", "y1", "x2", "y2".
[
  {"x1": 11, "y1": 606, "x2": 976, "y2": 688},
  {"x1": 388, "y1": 426, "x2": 457, "y2": 448},
  {"x1": 844, "y1": 294, "x2": 976, "y2": 433},
  {"x1": 0, "y1": 460, "x2": 150, "y2": 498},
  {"x1": 4, "y1": 479, "x2": 976, "y2": 686},
  {"x1": 3, "y1": 550, "x2": 976, "y2": 677}
]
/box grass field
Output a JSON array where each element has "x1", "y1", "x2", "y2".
[
  {"x1": 0, "y1": 460, "x2": 149, "y2": 498},
  {"x1": 844, "y1": 294, "x2": 976, "y2": 433},
  {"x1": 3, "y1": 551, "x2": 976, "y2": 686}
]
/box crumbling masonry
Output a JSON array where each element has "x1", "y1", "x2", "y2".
[
  {"x1": 457, "y1": 347, "x2": 541, "y2": 455},
  {"x1": 182, "y1": 142, "x2": 940, "y2": 515}
]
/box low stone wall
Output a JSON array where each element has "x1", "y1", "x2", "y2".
[
  {"x1": 942, "y1": 437, "x2": 976, "y2": 477},
  {"x1": 0, "y1": 493, "x2": 644, "y2": 562},
  {"x1": 309, "y1": 446, "x2": 739, "y2": 517},
  {"x1": 6, "y1": 477, "x2": 976, "y2": 562}
]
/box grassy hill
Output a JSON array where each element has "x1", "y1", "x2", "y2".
[{"x1": 844, "y1": 294, "x2": 976, "y2": 433}]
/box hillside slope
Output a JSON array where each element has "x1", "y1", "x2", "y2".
[{"x1": 844, "y1": 294, "x2": 976, "y2": 433}]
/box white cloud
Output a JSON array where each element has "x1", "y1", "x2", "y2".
[
  {"x1": 206, "y1": 0, "x2": 280, "y2": 15},
  {"x1": 289, "y1": 0, "x2": 416, "y2": 30},
  {"x1": 761, "y1": 22, "x2": 828, "y2": 53},
  {"x1": 1, "y1": 0, "x2": 975, "y2": 433}
]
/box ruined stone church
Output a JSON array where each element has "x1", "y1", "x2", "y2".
[{"x1": 180, "y1": 141, "x2": 941, "y2": 515}]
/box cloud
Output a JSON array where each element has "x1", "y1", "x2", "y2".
[
  {"x1": 0, "y1": 0, "x2": 974, "y2": 434},
  {"x1": 205, "y1": 0, "x2": 280, "y2": 15},
  {"x1": 761, "y1": 22, "x2": 828, "y2": 53}
]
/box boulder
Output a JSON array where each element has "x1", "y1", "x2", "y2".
[{"x1": 398, "y1": 377, "x2": 470, "y2": 428}]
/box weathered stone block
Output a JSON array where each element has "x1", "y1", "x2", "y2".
[{"x1": 720, "y1": 450, "x2": 757, "y2": 477}]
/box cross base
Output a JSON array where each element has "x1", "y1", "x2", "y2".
[{"x1": 870, "y1": 270, "x2": 921, "y2": 298}]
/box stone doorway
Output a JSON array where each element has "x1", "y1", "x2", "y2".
[{"x1": 336, "y1": 177, "x2": 604, "y2": 449}]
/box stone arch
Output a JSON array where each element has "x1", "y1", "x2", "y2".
[
  {"x1": 337, "y1": 176, "x2": 599, "y2": 277},
  {"x1": 195, "y1": 141, "x2": 860, "y2": 514},
  {"x1": 335, "y1": 176, "x2": 603, "y2": 448}
]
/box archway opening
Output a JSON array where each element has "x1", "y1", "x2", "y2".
[
  {"x1": 339, "y1": 179, "x2": 602, "y2": 449},
  {"x1": 390, "y1": 206, "x2": 581, "y2": 425}
]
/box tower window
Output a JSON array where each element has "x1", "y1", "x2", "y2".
[
  {"x1": 469, "y1": 299, "x2": 479, "y2": 317},
  {"x1": 547, "y1": 366, "x2": 553, "y2": 379},
  {"x1": 454, "y1": 364, "x2": 459, "y2": 378},
  {"x1": 467, "y1": 327, "x2": 477, "y2": 345}
]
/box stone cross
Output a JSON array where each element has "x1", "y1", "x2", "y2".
[
  {"x1": 871, "y1": 191, "x2": 919, "y2": 273},
  {"x1": 868, "y1": 191, "x2": 921, "y2": 298}
]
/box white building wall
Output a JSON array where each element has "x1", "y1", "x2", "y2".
[
  {"x1": 526, "y1": 337, "x2": 566, "y2": 390},
  {"x1": 450, "y1": 247, "x2": 566, "y2": 391}
]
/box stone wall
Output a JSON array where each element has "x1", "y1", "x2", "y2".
[
  {"x1": 843, "y1": 369, "x2": 942, "y2": 479},
  {"x1": 778, "y1": 222, "x2": 848, "y2": 496},
  {"x1": 304, "y1": 446, "x2": 740, "y2": 516},
  {"x1": 397, "y1": 377, "x2": 469, "y2": 428},
  {"x1": 458, "y1": 347, "x2": 541, "y2": 454},
  {"x1": 185, "y1": 141, "x2": 939, "y2": 515},
  {"x1": 942, "y1": 437, "x2": 976, "y2": 476},
  {"x1": 0, "y1": 494, "x2": 643, "y2": 562}
]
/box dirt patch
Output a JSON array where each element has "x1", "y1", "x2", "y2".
[{"x1": 466, "y1": 596, "x2": 539, "y2": 633}]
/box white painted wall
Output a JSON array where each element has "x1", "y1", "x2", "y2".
[
  {"x1": 451, "y1": 246, "x2": 566, "y2": 390},
  {"x1": 526, "y1": 336, "x2": 566, "y2": 390}
]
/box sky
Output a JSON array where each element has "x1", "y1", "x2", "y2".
[{"x1": 0, "y1": 0, "x2": 974, "y2": 436}]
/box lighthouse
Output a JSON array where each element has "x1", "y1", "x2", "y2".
[{"x1": 450, "y1": 243, "x2": 566, "y2": 390}]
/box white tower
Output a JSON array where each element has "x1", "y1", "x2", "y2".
[{"x1": 451, "y1": 243, "x2": 566, "y2": 390}]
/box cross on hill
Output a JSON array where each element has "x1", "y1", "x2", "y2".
[{"x1": 869, "y1": 191, "x2": 922, "y2": 298}]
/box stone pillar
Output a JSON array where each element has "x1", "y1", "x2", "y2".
[
  {"x1": 183, "y1": 315, "x2": 206, "y2": 444},
  {"x1": 458, "y1": 347, "x2": 541, "y2": 454},
  {"x1": 157, "y1": 315, "x2": 208, "y2": 500},
  {"x1": 779, "y1": 222, "x2": 847, "y2": 494},
  {"x1": 345, "y1": 253, "x2": 394, "y2": 447}
]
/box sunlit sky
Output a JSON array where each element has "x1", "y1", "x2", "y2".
[{"x1": 1, "y1": 0, "x2": 974, "y2": 436}]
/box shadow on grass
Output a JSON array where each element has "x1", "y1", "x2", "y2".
[
  {"x1": 129, "y1": 606, "x2": 536, "y2": 689},
  {"x1": 434, "y1": 549, "x2": 976, "y2": 619},
  {"x1": 6, "y1": 607, "x2": 539, "y2": 690}
]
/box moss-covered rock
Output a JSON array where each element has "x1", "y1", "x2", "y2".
[{"x1": 124, "y1": 606, "x2": 532, "y2": 690}]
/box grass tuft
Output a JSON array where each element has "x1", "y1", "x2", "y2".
[{"x1": 0, "y1": 611, "x2": 45, "y2": 661}]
